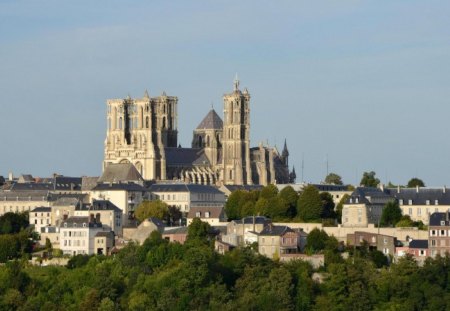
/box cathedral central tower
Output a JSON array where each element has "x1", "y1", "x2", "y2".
[{"x1": 221, "y1": 76, "x2": 252, "y2": 185}]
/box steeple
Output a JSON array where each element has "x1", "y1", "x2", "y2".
[
  {"x1": 282, "y1": 139, "x2": 289, "y2": 158},
  {"x1": 289, "y1": 166, "x2": 297, "y2": 183}
]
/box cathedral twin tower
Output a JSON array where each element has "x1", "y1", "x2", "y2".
[{"x1": 103, "y1": 78, "x2": 292, "y2": 186}]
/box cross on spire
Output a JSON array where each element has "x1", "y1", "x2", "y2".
[{"x1": 234, "y1": 73, "x2": 240, "y2": 91}]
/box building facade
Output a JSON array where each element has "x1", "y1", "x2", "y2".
[{"x1": 103, "y1": 78, "x2": 292, "y2": 186}]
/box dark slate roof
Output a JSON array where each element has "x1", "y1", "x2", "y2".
[
  {"x1": 147, "y1": 217, "x2": 165, "y2": 228},
  {"x1": 192, "y1": 151, "x2": 211, "y2": 166},
  {"x1": 30, "y1": 207, "x2": 51, "y2": 213},
  {"x1": 98, "y1": 163, "x2": 144, "y2": 183},
  {"x1": 149, "y1": 183, "x2": 222, "y2": 194},
  {"x1": 0, "y1": 190, "x2": 50, "y2": 201},
  {"x1": 53, "y1": 177, "x2": 82, "y2": 191},
  {"x1": 311, "y1": 184, "x2": 349, "y2": 192},
  {"x1": 409, "y1": 240, "x2": 428, "y2": 249},
  {"x1": 346, "y1": 187, "x2": 392, "y2": 205},
  {"x1": 386, "y1": 188, "x2": 450, "y2": 205},
  {"x1": 61, "y1": 216, "x2": 103, "y2": 228},
  {"x1": 196, "y1": 109, "x2": 223, "y2": 130},
  {"x1": 429, "y1": 212, "x2": 450, "y2": 226},
  {"x1": 259, "y1": 225, "x2": 293, "y2": 236},
  {"x1": 222, "y1": 185, "x2": 263, "y2": 192},
  {"x1": 11, "y1": 183, "x2": 52, "y2": 191},
  {"x1": 164, "y1": 147, "x2": 203, "y2": 166},
  {"x1": 40, "y1": 226, "x2": 57, "y2": 233},
  {"x1": 77, "y1": 200, "x2": 121, "y2": 212},
  {"x1": 92, "y1": 183, "x2": 146, "y2": 192},
  {"x1": 233, "y1": 216, "x2": 271, "y2": 225},
  {"x1": 53, "y1": 196, "x2": 83, "y2": 207}
]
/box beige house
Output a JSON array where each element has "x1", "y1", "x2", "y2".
[
  {"x1": 30, "y1": 207, "x2": 52, "y2": 233},
  {"x1": 0, "y1": 190, "x2": 51, "y2": 216},
  {"x1": 342, "y1": 187, "x2": 392, "y2": 227},
  {"x1": 428, "y1": 212, "x2": 450, "y2": 257},
  {"x1": 94, "y1": 231, "x2": 115, "y2": 255},
  {"x1": 388, "y1": 187, "x2": 450, "y2": 225},
  {"x1": 89, "y1": 183, "x2": 146, "y2": 224},
  {"x1": 222, "y1": 216, "x2": 271, "y2": 246},
  {"x1": 258, "y1": 225, "x2": 301, "y2": 259},
  {"x1": 148, "y1": 183, "x2": 225, "y2": 214},
  {"x1": 59, "y1": 216, "x2": 107, "y2": 256},
  {"x1": 73, "y1": 200, "x2": 123, "y2": 236}
]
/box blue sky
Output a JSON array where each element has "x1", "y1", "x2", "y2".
[{"x1": 1, "y1": 0, "x2": 450, "y2": 186}]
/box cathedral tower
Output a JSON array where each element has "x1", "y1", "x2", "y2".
[
  {"x1": 221, "y1": 76, "x2": 252, "y2": 185},
  {"x1": 103, "y1": 91, "x2": 178, "y2": 180}
]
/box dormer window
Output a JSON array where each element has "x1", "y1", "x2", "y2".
[
  {"x1": 83, "y1": 223, "x2": 87, "y2": 227},
  {"x1": 355, "y1": 198, "x2": 359, "y2": 203},
  {"x1": 205, "y1": 212, "x2": 210, "y2": 218},
  {"x1": 73, "y1": 223, "x2": 77, "y2": 228},
  {"x1": 426, "y1": 200, "x2": 430, "y2": 205},
  {"x1": 408, "y1": 199, "x2": 413, "y2": 205},
  {"x1": 435, "y1": 200, "x2": 439, "y2": 205},
  {"x1": 64, "y1": 223, "x2": 67, "y2": 228},
  {"x1": 399, "y1": 199, "x2": 403, "y2": 205},
  {"x1": 195, "y1": 212, "x2": 201, "y2": 217},
  {"x1": 441, "y1": 221, "x2": 446, "y2": 226}
]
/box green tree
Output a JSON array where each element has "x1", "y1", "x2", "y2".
[
  {"x1": 320, "y1": 192, "x2": 336, "y2": 219},
  {"x1": 260, "y1": 184, "x2": 279, "y2": 199},
  {"x1": 187, "y1": 218, "x2": 211, "y2": 242},
  {"x1": 360, "y1": 171, "x2": 380, "y2": 187},
  {"x1": 297, "y1": 185, "x2": 322, "y2": 222},
  {"x1": 396, "y1": 215, "x2": 414, "y2": 227},
  {"x1": 306, "y1": 228, "x2": 329, "y2": 252},
  {"x1": 278, "y1": 186, "x2": 299, "y2": 218},
  {"x1": 380, "y1": 200, "x2": 402, "y2": 227},
  {"x1": 0, "y1": 212, "x2": 28, "y2": 234},
  {"x1": 407, "y1": 177, "x2": 425, "y2": 188},
  {"x1": 325, "y1": 173, "x2": 343, "y2": 185},
  {"x1": 134, "y1": 200, "x2": 169, "y2": 222},
  {"x1": 225, "y1": 190, "x2": 245, "y2": 220}
]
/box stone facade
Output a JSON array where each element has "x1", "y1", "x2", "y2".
[{"x1": 103, "y1": 78, "x2": 292, "y2": 186}]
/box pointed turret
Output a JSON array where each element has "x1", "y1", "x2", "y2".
[
  {"x1": 143, "y1": 90, "x2": 150, "y2": 99},
  {"x1": 282, "y1": 139, "x2": 289, "y2": 158},
  {"x1": 289, "y1": 166, "x2": 297, "y2": 183}
]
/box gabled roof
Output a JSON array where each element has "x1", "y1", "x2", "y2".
[
  {"x1": 196, "y1": 109, "x2": 223, "y2": 130},
  {"x1": 164, "y1": 147, "x2": 204, "y2": 166},
  {"x1": 30, "y1": 207, "x2": 51, "y2": 213},
  {"x1": 409, "y1": 240, "x2": 428, "y2": 249},
  {"x1": 149, "y1": 183, "x2": 222, "y2": 194},
  {"x1": 259, "y1": 225, "x2": 293, "y2": 236},
  {"x1": 92, "y1": 183, "x2": 146, "y2": 192},
  {"x1": 77, "y1": 200, "x2": 121, "y2": 212},
  {"x1": 346, "y1": 187, "x2": 392, "y2": 205},
  {"x1": 187, "y1": 206, "x2": 225, "y2": 219},
  {"x1": 233, "y1": 216, "x2": 271, "y2": 225},
  {"x1": 429, "y1": 212, "x2": 450, "y2": 226},
  {"x1": 386, "y1": 188, "x2": 450, "y2": 205},
  {"x1": 98, "y1": 163, "x2": 143, "y2": 183}
]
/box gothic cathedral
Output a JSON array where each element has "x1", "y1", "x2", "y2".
[{"x1": 103, "y1": 78, "x2": 294, "y2": 185}]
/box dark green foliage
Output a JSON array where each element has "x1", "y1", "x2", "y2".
[
  {"x1": 0, "y1": 231, "x2": 32, "y2": 263},
  {"x1": 380, "y1": 200, "x2": 402, "y2": 227},
  {"x1": 297, "y1": 185, "x2": 322, "y2": 222},
  {"x1": 407, "y1": 177, "x2": 425, "y2": 188},
  {"x1": 306, "y1": 228, "x2": 329, "y2": 252},
  {"x1": 67, "y1": 254, "x2": 92, "y2": 269},
  {"x1": 0, "y1": 212, "x2": 28, "y2": 234},
  {"x1": 324, "y1": 173, "x2": 343, "y2": 185},
  {"x1": 278, "y1": 186, "x2": 299, "y2": 218},
  {"x1": 360, "y1": 171, "x2": 380, "y2": 187},
  {"x1": 319, "y1": 192, "x2": 335, "y2": 219},
  {"x1": 1, "y1": 234, "x2": 450, "y2": 310}
]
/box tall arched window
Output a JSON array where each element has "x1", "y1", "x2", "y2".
[
  {"x1": 119, "y1": 117, "x2": 123, "y2": 129},
  {"x1": 145, "y1": 117, "x2": 149, "y2": 128},
  {"x1": 162, "y1": 117, "x2": 166, "y2": 128},
  {"x1": 108, "y1": 118, "x2": 111, "y2": 130},
  {"x1": 206, "y1": 135, "x2": 210, "y2": 147}
]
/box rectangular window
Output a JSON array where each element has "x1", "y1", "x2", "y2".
[
  {"x1": 418, "y1": 208, "x2": 422, "y2": 216},
  {"x1": 426, "y1": 200, "x2": 430, "y2": 205},
  {"x1": 409, "y1": 208, "x2": 412, "y2": 215},
  {"x1": 435, "y1": 200, "x2": 439, "y2": 205},
  {"x1": 399, "y1": 199, "x2": 404, "y2": 205},
  {"x1": 431, "y1": 240, "x2": 436, "y2": 246},
  {"x1": 408, "y1": 200, "x2": 413, "y2": 205}
]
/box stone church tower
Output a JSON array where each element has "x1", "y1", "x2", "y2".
[
  {"x1": 221, "y1": 76, "x2": 252, "y2": 185},
  {"x1": 103, "y1": 91, "x2": 178, "y2": 180}
]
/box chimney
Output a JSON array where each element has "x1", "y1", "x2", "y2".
[
  {"x1": 63, "y1": 214, "x2": 68, "y2": 220},
  {"x1": 380, "y1": 183, "x2": 384, "y2": 191},
  {"x1": 8, "y1": 172, "x2": 13, "y2": 181},
  {"x1": 96, "y1": 213, "x2": 101, "y2": 223},
  {"x1": 90, "y1": 213, "x2": 95, "y2": 223},
  {"x1": 397, "y1": 185, "x2": 400, "y2": 194},
  {"x1": 416, "y1": 185, "x2": 419, "y2": 193},
  {"x1": 444, "y1": 186, "x2": 446, "y2": 194}
]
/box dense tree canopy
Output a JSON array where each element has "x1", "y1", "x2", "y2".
[
  {"x1": 324, "y1": 173, "x2": 343, "y2": 185},
  {"x1": 135, "y1": 200, "x2": 169, "y2": 222},
  {"x1": 0, "y1": 212, "x2": 28, "y2": 235},
  {"x1": 380, "y1": 200, "x2": 402, "y2": 227},
  {"x1": 297, "y1": 185, "x2": 322, "y2": 222},
  {"x1": 360, "y1": 171, "x2": 380, "y2": 187},
  {"x1": 407, "y1": 177, "x2": 425, "y2": 188}
]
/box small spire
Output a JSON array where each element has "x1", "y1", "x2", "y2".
[
  {"x1": 211, "y1": 101, "x2": 214, "y2": 110},
  {"x1": 144, "y1": 90, "x2": 150, "y2": 99},
  {"x1": 282, "y1": 139, "x2": 289, "y2": 157},
  {"x1": 234, "y1": 73, "x2": 240, "y2": 91},
  {"x1": 162, "y1": 91, "x2": 167, "y2": 96},
  {"x1": 126, "y1": 93, "x2": 131, "y2": 100}
]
